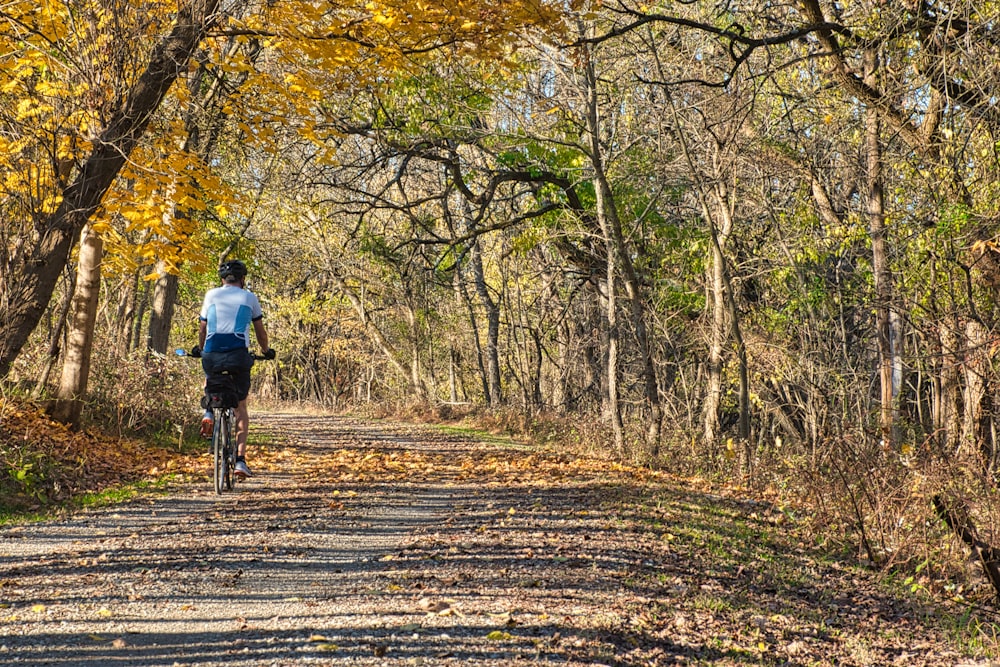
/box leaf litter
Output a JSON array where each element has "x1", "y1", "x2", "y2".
[{"x1": 0, "y1": 411, "x2": 995, "y2": 665}]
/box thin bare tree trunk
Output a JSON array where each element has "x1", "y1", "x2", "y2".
[
  {"x1": 461, "y1": 202, "x2": 502, "y2": 405},
  {"x1": 114, "y1": 271, "x2": 139, "y2": 354},
  {"x1": 49, "y1": 225, "x2": 104, "y2": 426},
  {"x1": 131, "y1": 278, "x2": 151, "y2": 353},
  {"x1": 962, "y1": 319, "x2": 992, "y2": 460},
  {"x1": 448, "y1": 348, "x2": 459, "y2": 403},
  {"x1": 865, "y1": 48, "x2": 900, "y2": 447},
  {"x1": 582, "y1": 40, "x2": 625, "y2": 453},
  {"x1": 454, "y1": 265, "x2": 490, "y2": 401},
  {"x1": 712, "y1": 189, "x2": 750, "y2": 443},
  {"x1": 702, "y1": 185, "x2": 731, "y2": 448}
]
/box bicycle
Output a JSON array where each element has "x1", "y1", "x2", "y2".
[
  {"x1": 205, "y1": 369, "x2": 240, "y2": 494},
  {"x1": 177, "y1": 348, "x2": 273, "y2": 494}
]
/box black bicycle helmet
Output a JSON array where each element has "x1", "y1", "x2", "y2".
[{"x1": 218, "y1": 259, "x2": 248, "y2": 282}]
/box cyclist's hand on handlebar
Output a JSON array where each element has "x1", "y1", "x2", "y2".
[
  {"x1": 263, "y1": 348, "x2": 276, "y2": 360},
  {"x1": 190, "y1": 345, "x2": 202, "y2": 358}
]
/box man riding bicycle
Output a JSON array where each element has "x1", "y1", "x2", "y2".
[{"x1": 195, "y1": 259, "x2": 273, "y2": 479}]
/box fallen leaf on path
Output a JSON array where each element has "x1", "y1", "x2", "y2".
[{"x1": 418, "y1": 597, "x2": 458, "y2": 614}]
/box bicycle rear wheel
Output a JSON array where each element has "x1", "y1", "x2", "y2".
[
  {"x1": 212, "y1": 409, "x2": 228, "y2": 494},
  {"x1": 222, "y1": 410, "x2": 235, "y2": 490}
]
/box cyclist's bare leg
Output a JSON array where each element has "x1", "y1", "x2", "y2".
[{"x1": 235, "y1": 399, "x2": 249, "y2": 457}]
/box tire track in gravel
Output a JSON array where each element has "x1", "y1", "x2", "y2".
[{"x1": 0, "y1": 413, "x2": 518, "y2": 666}]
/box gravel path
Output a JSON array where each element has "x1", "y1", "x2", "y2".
[
  {"x1": 1, "y1": 414, "x2": 437, "y2": 664},
  {"x1": 0, "y1": 413, "x2": 632, "y2": 666},
  {"x1": 0, "y1": 412, "x2": 992, "y2": 666}
]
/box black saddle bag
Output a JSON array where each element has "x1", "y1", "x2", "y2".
[{"x1": 201, "y1": 372, "x2": 239, "y2": 409}]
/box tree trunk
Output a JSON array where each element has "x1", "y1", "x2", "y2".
[
  {"x1": 410, "y1": 337, "x2": 424, "y2": 399},
  {"x1": 146, "y1": 265, "x2": 179, "y2": 355},
  {"x1": 582, "y1": 37, "x2": 662, "y2": 455},
  {"x1": 865, "y1": 47, "x2": 900, "y2": 447},
  {"x1": 721, "y1": 239, "x2": 750, "y2": 443},
  {"x1": 582, "y1": 283, "x2": 604, "y2": 411},
  {"x1": 529, "y1": 326, "x2": 543, "y2": 407},
  {"x1": 462, "y1": 203, "x2": 502, "y2": 405},
  {"x1": 582, "y1": 42, "x2": 625, "y2": 453},
  {"x1": 448, "y1": 347, "x2": 459, "y2": 403},
  {"x1": 146, "y1": 179, "x2": 179, "y2": 356},
  {"x1": 454, "y1": 264, "x2": 490, "y2": 401},
  {"x1": 962, "y1": 319, "x2": 994, "y2": 464},
  {"x1": 936, "y1": 320, "x2": 963, "y2": 450},
  {"x1": 710, "y1": 184, "x2": 750, "y2": 445},
  {"x1": 703, "y1": 185, "x2": 731, "y2": 449},
  {"x1": 48, "y1": 225, "x2": 104, "y2": 426},
  {"x1": 131, "y1": 278, "x2": 151, "y2": 353},
  {"x1": 114, "y1": 271, "x2": 139, "y2": 354},
  {"x1": 554, "y1": 318, "x2": 571, "y2": 412},
  {"x1": 0, "y1": 0, "x2": 221, "y2": 379}
]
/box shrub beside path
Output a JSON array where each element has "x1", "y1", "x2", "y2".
[{"x1": 0, "y1": 412, "x2": 993, "y2": 665}]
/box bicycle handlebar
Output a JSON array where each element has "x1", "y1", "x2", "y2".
[{"x1": 175, "y1": 347, "x2": 276, "y2": 361}]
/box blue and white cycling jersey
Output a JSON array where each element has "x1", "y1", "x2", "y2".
[{"x1": 199, "y1": 284, "x2": 263, "y2": 353}]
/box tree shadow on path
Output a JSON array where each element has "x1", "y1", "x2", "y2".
[{"x1": 0, "y1": 412, "x2": 970, "y2": 666}]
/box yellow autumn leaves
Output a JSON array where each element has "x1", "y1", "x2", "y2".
[
  {"x1": 1, "y1": 2, "x2": 161, "y2": 268},
  {"x1": 297, "y1": 441, "x2": 665, "y2": 487},
  {"x1": 97, "y1": 137, "x2": 234, "y2": 279},
  {"x1": 0, "y1": 0, "x2": 574, "y2": 281},
  {"x1": 0, "y1": 11, "x2": 95, "y2": 215}
]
